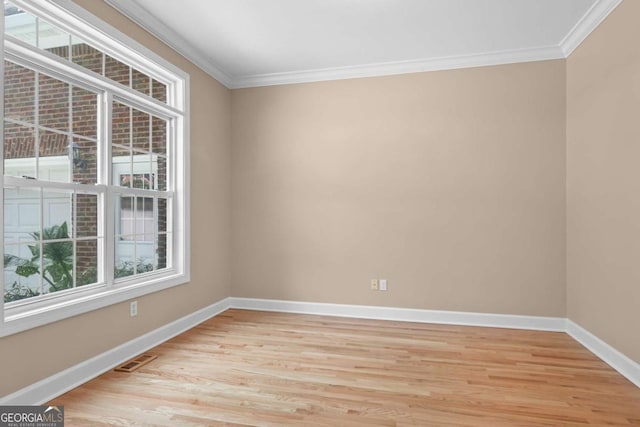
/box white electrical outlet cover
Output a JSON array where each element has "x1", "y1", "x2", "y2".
[
  {"x1": 379, "y1": 279, "x2": 387, "y2": 291},
  {"x1": 130, "y1": 301, "x2": 138, "y2": 317}
]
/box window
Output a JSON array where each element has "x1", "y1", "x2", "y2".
[{"x1": 1, "y1": 0, "x2": 189, "y2": 336}]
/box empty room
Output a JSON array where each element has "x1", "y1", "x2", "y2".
[{"x1": 1, "y1": 0, "x2": 640, "y2": 425}]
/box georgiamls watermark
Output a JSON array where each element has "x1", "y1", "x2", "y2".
[{"x1": 0, "y1": 406, "x2": 64, "y2": 427}]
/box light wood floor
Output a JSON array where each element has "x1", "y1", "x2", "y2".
[{"x1": 51, "y1": 309, "x2": 640, "y2": 426}]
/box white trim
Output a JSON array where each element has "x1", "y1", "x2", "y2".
[
  {"x1": 102, "y1": 0, "x2": 233, "y2": 88},
  {"x1": 228, "y1": 297, "x2": 565, "y2": 331},
  {"x1": 2, "y1": 0, "x2": 190, "y2": 337},
  {"x1": 0, "y1": 297, "x2": 231, "y2": 405},
  {"x1": 32, "y1": 0, "x2": 187, "y2": 84},
  {"x1": 179, "y1": 76, "x2": 190, "y2": 285},
  {"x1": 2, "y1": 271, "x2": 188, "y2": 336},
  {"x1": 230, "y1": 299, "x2": 640, "y2": 388},
  {"x1": 103, "y1": 0, "x2": 621, "y2": 89},
  {"x1": 4, "y1": 297, "x2": 640, "y2": 404},
  {"x1": 228, "y1": 46, "x2": 565, "y2": 89},
  {"x1": 566, "y1": 319, "x2": 640, "y2": 388},
  {"x1": 559, "y1": 0, "x2": 622, "y2": 56}
]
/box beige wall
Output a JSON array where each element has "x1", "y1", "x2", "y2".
[
  {"x1": 231, "y1": 61, "x2": 567, "y2": 317},
  {"x1": 0, "y1": 1, "x2": 232, "y2": 396},
  {"x1": 5, "y1": 0, "x2": 637, "y2": 400},
  {"x1": 567, "y1": 0, "x2": 640, "y2": 362}
]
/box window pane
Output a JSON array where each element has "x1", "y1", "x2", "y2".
[
  {"x1": 112, "y1": 103, "x2": 166, "y2": 191},
  {"x1": 104, "y1": 54, "x2": 129, "y2": 86},
  {"x1": 135, "y1": 241, "x2": 154, "y2": 273},
  {"x1": 42, "y1": 189, "x2": 72, "y2": 239},
  {"x1": 156, "y1": 233, "x2": 169, "y2": 270},
  {"x1": 42, "y1": 240, "x2": 73, "y2": 293},
  {"x1": 112, "y1": 145, "x2": 132, "y2": 188},
  {"x1": 131, "y1": 159, "x2": 154, "y2": 190},
  {"x1": 76, "y1": 239, "x2": 98, "y2": 286},
  {"x1": 71, "y1": 138, "x2": 97, "y2": 184},
  {"x1": 39, "y1": 73, "x2": 69, "y2": 132},
  {"x1": 4, "y1": 121, "x2": 36, "y2": 178},
  {"x1": 156, "y1": 197, "x2": 169, "y2": 270},
  {"x1": 71, "y1": 86, "x2": 97, "y2": 139},
  {"x1": 4, "y1": 61, "x2": 35, "y2": 124},
  {"x1": 4, "y1": 187, "x2": 40, "y2": 244},
  {"x1": 151, "y1": 79, "x2": 167, "y2": 103},
  {"x1": 132, "y1": 68, "x2": 150, "y2": 96},
  {"x1": 117, "y1": 196, "x2": 154, "y2": 240},
  {"x1": 112, "y1": 101, "x2": 130, "y2": 145},
  {"x1": 115, "y1": 195, "x2": 156, "y2": 276},
  {"x1": 132, "y1": 108, "x2": 150, "y2": 152},
  {"x1": 4, "y1": 4, "x2": 36, "y2": 46},
  {"x1": 157, "y1": 198, "x2": 168, "y2": 234},
  {"x1": 152, "y1": 117, "x2": 167, "y2": 191},
  {"x1": 151, "y1": 117, "x2": 166, "y2": 155},
  {"x1": 71, "y1": 36, "x2": 103, "y2": 75},
  {"x1": 112, "y1": 101, "x2": 130, "y2": 189},
  {"x1": 114, "y1": 262, "x2": 134, "y2": 278},
  {"x1": 114, "y1": 232, "x2": 134, "y2": 279},
  {"x1": 75, "y1": 193, "x2": 98, "y2": 238},
  {"x1": 117, "y1": 195, "x2": 134, "y2": 239},
  {"x1": 4, "y1": 243, "x2": 41, "y2": 303},
  {"x1": 38, "y1": 129, "x2": 71, "y2": 182},
  {"x1": 135, "y1": 197, "x2": 154, "y2": 241},
  {"x1": 155, "y1": 156, "x2": 167, "y2": 192},
  {"x1": 38, "y1": 20, "x2": 70, "y2": 60},
  {"x1": 3, "y1": 186, "x2": 45, "y2": 302}
]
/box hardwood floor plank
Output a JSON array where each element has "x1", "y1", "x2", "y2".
[{"x1": 51, "y1": 309, "x2": 640, "y2": 426}]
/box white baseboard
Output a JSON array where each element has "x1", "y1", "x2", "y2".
[
  {"x1": 566, "y1": 319, "x2": 640, "y2": 388},
  {"x1": 228, "y1": 297, "x2": 566, "y2": 331},
  {"x1": 229, "y1": 298, "x2": 639, "y2": 389},
  {"x1": 3, "y1": 296, "x2": 638, "y2": 404},
  {"x1": 0, "y1": 297, "x2": 232, "y2": 405}
]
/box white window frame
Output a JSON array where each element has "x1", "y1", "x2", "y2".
[{"x1": 0, "y1": 0, "x2": 190, "y2": 337}]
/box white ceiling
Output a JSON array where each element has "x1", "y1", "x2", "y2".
[{"x1": 105, "y1": 0, "x2": 621, "y2": 88}]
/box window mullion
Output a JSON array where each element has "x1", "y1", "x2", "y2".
[
  {"x1": 2, "y1": 176, "x2": 106, "y2": 193},
  {"x1": 153, "y1": 196, "x2": 158, "y2": 271},
  {"x1": 67, "y1": 46, "x2": 76, "y2": 290},
  {"x1": 133, "y1": 194, "x2": 137, "y2": 275},
  {"x1": 38, "y1": 189, "x2": 44, "y2": 296},
  {"x1": 34, "y1": 69, "x2": 40, "y2": 180},
  {"x1": 103, "y1": 92, "x2": 114, "y2": 288},
  {"x1": 72, "y1": 192, "x2": 77, "y2": 290}
]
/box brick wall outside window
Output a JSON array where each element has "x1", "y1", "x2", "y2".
[{"x1": 3, "y1": 44, "x2": 168, "y2": 279}]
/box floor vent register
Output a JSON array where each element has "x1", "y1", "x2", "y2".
[{"x1": 114, "y1": 354, "x2": 158, "y2": 373}]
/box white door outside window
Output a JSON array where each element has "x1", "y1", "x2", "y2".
[
  {"x1": 112, "y1": 154, "x2": 158, "y2": 266},
  {"x1": 3, "y1": 156, "x2": 71, "y2": 291}
]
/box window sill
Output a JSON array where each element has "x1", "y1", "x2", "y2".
[{"x1": 1, "y1": 271, "x2": 189, "y2": 337}]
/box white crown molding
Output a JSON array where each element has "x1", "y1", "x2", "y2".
[
  {"x1": 228, "y1": 297, "x2": 566, "y2": 331},
  {"x1": 559, "y1": 0, "x2": 622, "y2": 56},
  {"x1": 566, "y1": 319, "x2": 640, "y2": 388},
  {"x1": 3, "y1": 298, "x2": 638, "y2": 404},
  {"x1": 102, "y1": 0, "x2": 233, "y2": 88},
  {"x1": 0, "y1": 298, "x2": 232, "y2": 405},
  {"x1": 229, "y1": 46, "x2": 564, "y2": 89},
  {"x1": 102, "y1": 0, "x2": 619, "y2": 89}
]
